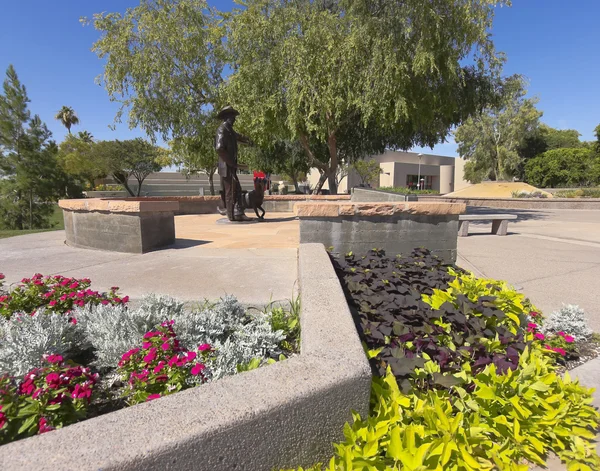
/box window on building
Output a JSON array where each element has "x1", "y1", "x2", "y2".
[{"x1": 406, "y1": 175, "x2": 434, "y2": 190}]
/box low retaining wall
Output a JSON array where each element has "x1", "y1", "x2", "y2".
[
  {"x1": 121, "y1": 195, "x2": 351, "y2": 215},
  {"x1": 419, "y1": 196, "x2": 600, "y2": 210},
  {"x1": 0, "y1": 244, "x2": 371, "y2": 471},
  {"x1": 59, "y1": 199, "x2": 177, "y2": 254},
  {"x1": 295, "y1": 202, "x2": 465, "y2": 263},
  {"x1": 351, "y1": 187, "x2": 418, "y2": 202}
]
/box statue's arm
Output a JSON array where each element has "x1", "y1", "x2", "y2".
[{"x1": 235, "y1": 131, "x2": 253, "y2": 146}]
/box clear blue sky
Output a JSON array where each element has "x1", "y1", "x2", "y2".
[{"x1": 0, "y1": 0, "x2": 598, "y2": 157}]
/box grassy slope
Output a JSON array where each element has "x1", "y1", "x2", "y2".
[{"x1": 0, "y1": 205, "x2": 64, "y2": 239}]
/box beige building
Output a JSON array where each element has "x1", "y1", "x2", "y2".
[{"x1": 308, "y1": 151, "x2": 470, "y2": 194}]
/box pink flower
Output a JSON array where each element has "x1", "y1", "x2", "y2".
[
  {"x1": 161, "y1": 342, "x2": 170, "y2": 352},
  {"x1": 19, "y1": 379, "x2": 35, "y2": 395},
  {"x1": 60, "y1": 294, "x2": 68, "y2": 302},
  {"x1": 114, "y1": 297, "x2": 122, "y2": 303},
  {"x1": 153, "y1": 361, "x2": 166, "y2": 374},
  {"x1": 0, "y1": 296, "x2": 8, "y2": 303},
  {"x1": 32, "y1": 388, "x2": 44, "y2": 400},
  {"x1": 146, "y1": 394, "x2": 161, "y2": 401},
  {"x1": 0, "y1": 411, "x2": 6, "y2": 429},
  {"x1": 60, "y1": 279, "x2": 70, "y2": 287},
  {"x1": 21, "y1": 278, "x2": 30, "y2": 283},
  {"x1": 186, "y1": 351, "x2": 197, "y2": 362},
  {"x1": 143, "y1": 348, "x2": 157, "y2": 364},
  {"x1": 0, "y1": 273, "x2": 5, "y2": 280},
  {"x1": 527, "y1": 323, "x2": 537, "y2": 333},
  {"x1": 554, "y1": 347, "x2": 566, "y2": 356},
  {"x1": 198, "y1": 344, "x2": 211, "y2": 352},
  {"x1": 70, "y1": 317, "x2": 78, "y2": 325},
  {"x1": 154, "y1": 374, "x2": 168, "y2": 382},
  {"x1": 190, "y1": 363, "x2": 205, "y2": 376},
  {"x1": 564, "y1": 335, "x2": 575, "y2": 343},
  {"x1": 38, "y1": 417, "x2": 54, "y2": 434},
  {"x1": 534, "y1": 333, "x2": 545, "y2": 341},
  {"x1": 167, "y1": 355, "x2": 180, "y2": 368},
  {"x1": 122, "y1": 296, "x2": 130, "y2": 303},
  {"x1": 558, "y1": 331, "x2": 566, "y2": 337},
  {"x1": 49, "y1": 300, "x2": 57, "y2": 307},
  {"x1": 143, "y1": 331, "x2": 160, "y2": 339},
  {"x1": 101, "y1": 300, "x2": 109, "y2": 305},
  {"x1": 142, "y1": 341, "x2": 152, "y2": 349},
  {"x1": 69, "y1": 282, "x2": 79, "y2": 289},
  {"x1": 45, "y1": 372, "x2": 61, "y2": 389},
  {"x1": 46, "y1": 354, "x2": 63, "y2": 364},
  {"x1": 111, "y1": 286, "x2": 119, "y2": 291}
]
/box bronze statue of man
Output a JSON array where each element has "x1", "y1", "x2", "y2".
[{"x1": 215, "y1": 106, "x2": 252, "y2": 221}]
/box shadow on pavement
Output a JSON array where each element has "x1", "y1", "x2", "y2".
[
  {"x1": 465, "y1": 206, "x2": 551, "y2": 222},
  {"x1": 169, "y1": 239, "x2": 212, "y2": 249},
  {"x1": 262, "y1": 216, "x2": 298, "y2": 223}
]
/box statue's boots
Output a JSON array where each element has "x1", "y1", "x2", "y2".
[{"x1": 234, "y1": 213, "x2": 252, "y2": 222}]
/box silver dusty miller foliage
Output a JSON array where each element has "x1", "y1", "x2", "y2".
[
  {"x1": 541, "y1": 304, "x2": 594, "y2": 341},
  {"x1": 75, "y1": 294, "x2": 285, "y2": 378},
  {"x1": 0, "y1": 310, "x2": 84, "y2": 377}
]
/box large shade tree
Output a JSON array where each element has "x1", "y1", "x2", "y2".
[
  {"x1": 55, "y1": 106, "x2": 80, "y2": 134},
  {"x1": 224, "y1": 0, "x2": 506, "y2": 193},
  {"x1": 84, "y1": 0, "x2": 224, "y2": 141},
  {"x1": 455, "y1": 75, "x2": 542, "y2": 183}
]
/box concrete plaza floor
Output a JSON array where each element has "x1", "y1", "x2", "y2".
[
  {"x1": 457, "y1": 207, "x2": 600, "y2": 331},
  {"x1": 0, "y1": 212, "x2": 299, "y2": 305}
]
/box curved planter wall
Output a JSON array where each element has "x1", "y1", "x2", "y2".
[{"x1": 0, "y1": 244, "x2": 372, "y2": 471}]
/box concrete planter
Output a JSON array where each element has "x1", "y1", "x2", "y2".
[
  {"x1": 59, "y1": 199, "x2": 178, "y2": 254},
  {"x1": 0, "y1": 244, "x2": 371, "y2": 471},
  {"x1": 295, "y1": 201, "x2": 465, "y2": 263}
]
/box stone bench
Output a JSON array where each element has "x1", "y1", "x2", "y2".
[{"x1": 458, "y1": 214, "x2": 517, "y2": 237}]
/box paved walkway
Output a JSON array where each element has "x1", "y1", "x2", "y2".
[
  {"x1": 0, "y1": 213, "x2": 300, "y2": 305},
  {"x1": 457, "y1": 208, "x2": 600, "y2": 331}
]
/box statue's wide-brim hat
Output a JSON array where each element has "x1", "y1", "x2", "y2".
[{"x1": 216, "y1": 106, "x2": 240, "y2": 119}]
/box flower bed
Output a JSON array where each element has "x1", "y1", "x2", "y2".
[
  {"x1": 0, "y1": 273, "x2": 298, "y2": 444},
  {"x1": 283, "y1": 249, "x2": 600, "y2": 470}
]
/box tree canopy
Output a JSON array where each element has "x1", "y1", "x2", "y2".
[
  {"x1": 0, "y1": 66, "x2": 77, "y2": 230},
  {"x1": 525, "y1": 148, "x2": 599, "y2": 188},
  {"x1": 455, "y1": 76, "x2": 542, "y2": 183},
  {"x1": 55, "y1": 106, "x2": 79, "y2": 134},
  {"x1": 85, "y1": 0, "x2": 224, "y2": 141},
  {"x1": 88, "y1": 0, "x2": 506, "y2": 194},
  {"x1": 224, "y1": 0, "x2": 505, "y2": 193}
]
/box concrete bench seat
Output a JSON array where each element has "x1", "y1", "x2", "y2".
[{"x1": 458, "y1": 214, "x2": 517, "y2": 237}]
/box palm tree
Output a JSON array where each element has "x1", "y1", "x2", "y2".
[
  {"x1": 55, "y1": 106, "x2": 80, "y2": 134},
  {"x1": 77, "y1": 131, "x2": 94, "y2": 142}
]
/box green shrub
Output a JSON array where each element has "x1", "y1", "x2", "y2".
[
  {"x1": 525, "y1": 148, "x2": 599, "y2": 188},
  {"x1": 290, "y1": 250, "x2": 600, "y2": 471},
  {"x1": 304, "y1": 350, "x2": 599, "y2": 471},
  {"x1": 554, "y1": 188, "x2": 600, "y2": 198}
]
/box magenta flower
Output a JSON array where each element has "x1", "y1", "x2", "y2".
[
  {"x1": 146, "y1": 394, "x2": 161, "y2": 401},
  {"x1": 122, "y1": 296, "x2": 130, "y2": 303},
  {"x1": 527, "y1": 323, "x2": 537, "y2": 333},
  {"x1": 46, "y1": 354, "x2": 63, "y2": 364},
  {"x1": 143, "y1": 331, "x2": 160, "y2": 340},
  {"x1": 564, "y1": 335, "x2": 575, "y2": 343},
  {"x1": 69, "y1": 282, "x2": 79, "y2": 289},
  {"x1": 38, "y1": 417, "x2": 54, "y2": 434},
  {"x1": 0, "y1": 273, "x2": 5, "y2": 280},
  {"x1": 186, "y1": 351, "x2": 197, "y2": 362},
  {"x1": 59, "y1": 294, "x2": 68, "y2": 302},
  {"x1": 198, "y1": 344, "x2": 211, "y2": 352},
  {"x1": 160, "y1": 342, "x2": 170, "y2": 352},
  {"x1": 45, "y1": 372, "x2": 61, "y2": 389},
  {"x1": 558, "y1": 331, "x2": 566, "y2": 337},
  {"x1": 554, "y1": 347, "x2": 566, "y2": 356},
  {"x1": 190, "y1": 363, "x2": 205, "y2": 376},
  {"x1": 101, "y1": 300, "x2": 109, "y2": 305},
  {"x1": 143, "y1": 348, "x2": 157, "y2": 364},
  {"x1": 534, "y1": 333, "x2": 545, "y2": 341},
  {"x1": 153, "y1": 361, "x2": 166, "y2": 374},
  {"x1": 111, "y1": 286, "x2": 119, "y2": 291},
  {"x1": 142, "y1": 341, "x2": 152, "y2": 349},
  {"x1": 49, "y1": 300, "x2": 57, "y2": 307}
]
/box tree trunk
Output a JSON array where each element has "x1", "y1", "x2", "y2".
[
  {"x1": 327, "y1": 173, "x2": 338, "y2": 195},
  {"x1": 114, "y1": 173, "x2": 135, "y2": 197},
  {"x1": 292, "y1": 176, "x2": 300, "y2": 194},
  {"x1": 326, "y1": 131, "x2": 339, "y2": 195},
  {"x1": 135, "y1": 178, "x2": 142, "y2": 197},
  {"x1": 208, "y1": 171, "x2": 216, "y2": 195},
  {"x1": 313, "y1": 172, "x2": 328, "y2": 194}
]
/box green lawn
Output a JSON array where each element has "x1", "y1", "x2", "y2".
[{"x1": 0, "y1": 205, "x2": 64, "y2": 240}]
